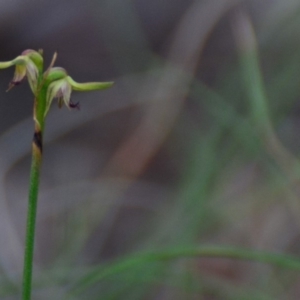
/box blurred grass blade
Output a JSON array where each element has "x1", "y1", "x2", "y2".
[
  {"x1": 233, "y1": 11, "x2": 300, "y2": 183},
  {"x1": 233, "y1": 11, "x2": 271, "y2": 131},
  {"x1": 65, "y1": 246, "x2": 300, "y2": 298}
]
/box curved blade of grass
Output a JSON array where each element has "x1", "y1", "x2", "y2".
[
  {"x1": 234, "y1": 12, "x2": 300, "y2": 181},
  {"x1": 65, "y1": 246, "x2": 300, "y2": 298}
]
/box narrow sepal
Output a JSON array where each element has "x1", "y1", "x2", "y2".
[{"x1": 66, "y1": 76, "x2": 114, "y2": 91}]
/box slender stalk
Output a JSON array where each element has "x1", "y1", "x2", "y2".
[
  {"x1": 22, "y1": 85, "x2": 45, "y2": 299},
  {"x1": 22, "y1": 127, "x2": 43, "y2": 300}
]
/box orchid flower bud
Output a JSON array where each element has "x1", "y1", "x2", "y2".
[{"x1": 0, "y1": 49, "x2": 43, "y2": 93}]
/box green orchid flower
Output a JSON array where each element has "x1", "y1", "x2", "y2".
[
  {"x1": 0, "y1": 49, "x2": 43, "y2": 93},
  {"x1": 44, "y1": 67, "x2": 113, "y2": 117}
]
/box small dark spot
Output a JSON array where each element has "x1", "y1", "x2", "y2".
[
  {"x1": 11, "y1": 81, "x2": 21, "y2": 86},
  {"x1": 69, "y1": 100, "x2": 80, "y2": 110},
  {"x1": 33, "y1": 131, "x2": 43, "y2": 152},
  {"x1": 6, "y1": 81, "x2": 22, "y2": 92}
]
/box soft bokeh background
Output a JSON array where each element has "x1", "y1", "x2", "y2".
[{"x1": 2, "y1": 0, "x2": 300, "y2": 299}]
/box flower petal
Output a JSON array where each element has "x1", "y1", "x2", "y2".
[
  {"x1": 6, "y1": 58, "x2": 28, "y2": 91},
  {"x1": 59, "y1": 80, "x2": 72, "y2": 108},
  {"x1": 44, "y1": 78, "x2": 72, "y2": 117},
  {"x1": 25, "y1": 59, "x2": 39, "y2": 93},
  {"x1": 45, "y1": 79, "x2": 65, "y2": 117},
  {"x1": 66, "y1": 76, "x2": 114, "y2": 91},
  {"x1": 0, "y1": 61, "x2": 15, "y2": 69},
  {"x1": 21, "y1": 49, "x2": 43, "y2": 73}
]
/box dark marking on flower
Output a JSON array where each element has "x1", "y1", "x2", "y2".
[
  {"x1": 11, "y1": 81, "x2": 21, "y2": 85},
  {"x1": 6, "y1": 81, "x2": 21, "y2": 92},
  {"x1": 69, "y1": 100, "x2": 80, "y2": 110},
  {"x1": 33, "y1": 131, "x2": 43, "y2": 153}
]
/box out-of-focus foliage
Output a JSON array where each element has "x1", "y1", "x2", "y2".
[{"x1": 1, "y1": 0, "x2": 300, "y2": 299}]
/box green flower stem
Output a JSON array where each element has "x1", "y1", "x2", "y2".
[
  {"x1": 22, "y1": 136, "x2": 42, "y2": 300},
  {"x1": 22, "y1": 89, "x2": 46, "y2": 300}
]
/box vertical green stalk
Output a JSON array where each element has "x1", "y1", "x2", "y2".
[
  {"x1": 22, "y1": 87, "x2": 46, "y2": 300},
  {"x1": 22, "y1": 134, "x2": 43, "y2": 300}
]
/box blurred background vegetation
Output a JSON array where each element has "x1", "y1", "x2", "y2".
[{"x1": 1, "y1": 0, "x2": 300, "y2": 299}]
